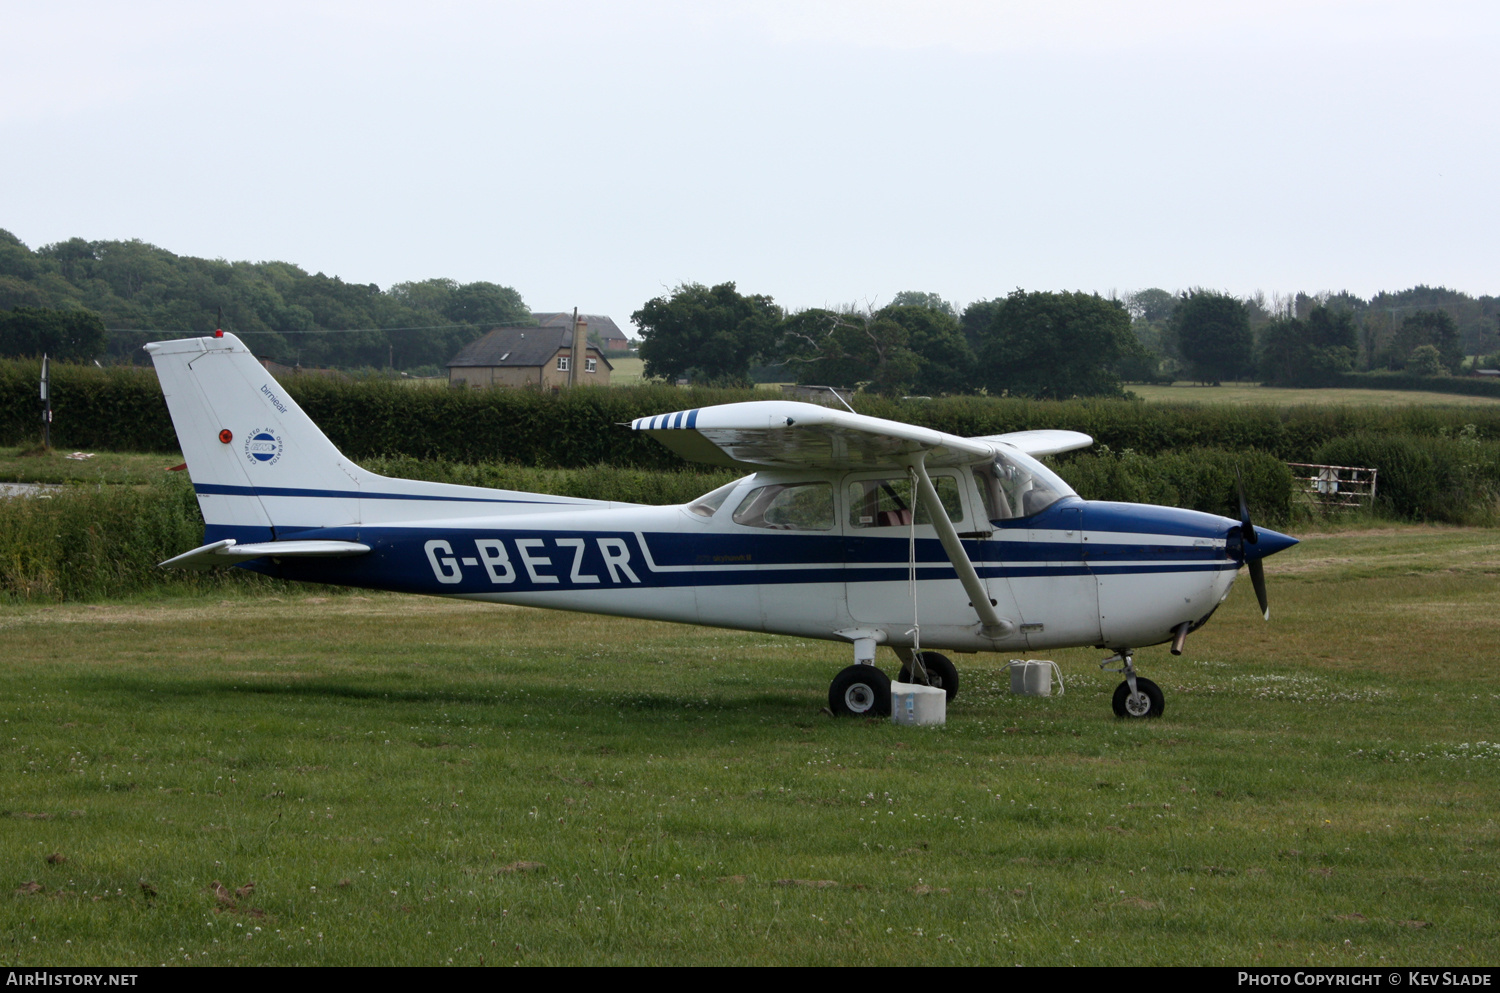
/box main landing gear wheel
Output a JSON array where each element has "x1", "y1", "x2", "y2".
[
  {"x1": 897, "y1": 652, "x2": 959, "y2": 703},
  {"x1": 829, "y1": 665, "x2": 891, "y2": 717},
  {"x1": 1112, "y1": 676, "x2": 1165, "y2": 718}
]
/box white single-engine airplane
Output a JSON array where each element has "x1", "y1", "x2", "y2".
[{"x1": 148, "y1": 332, "x2": 1297, "y2": 719}]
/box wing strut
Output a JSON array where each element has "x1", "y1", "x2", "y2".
[{"x1": 909, "y1": 457, "x2": 1015, "y2": 639}]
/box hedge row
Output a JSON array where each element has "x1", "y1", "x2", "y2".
[
  {"x1": 8, "y1": 358, "x2": 1500, "y2": 469},
  {"x1": 854, "y1": 395, "x2": 1500, "y2": 465}
]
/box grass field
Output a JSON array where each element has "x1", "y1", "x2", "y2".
[
  {"x1": 607, "y1": 356, "x2": 645, "y2": 385},
  {"x1": 2, "y1": 526, "x2": 1497, "y2": 966},
  {"x1": 1131, "y1": 382, "x2": 1500, "y2": 407}
]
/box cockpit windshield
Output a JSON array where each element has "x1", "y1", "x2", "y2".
[{"x1": 973, "y1": 449, "x2": 1076, "y2": 521}]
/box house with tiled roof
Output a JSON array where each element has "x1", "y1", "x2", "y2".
[
  {"x1": 532, "y1": 312, "x2": 631, "y2": 352},
  {"x1": 447, "y1": 324, "x2": 613, "y2": 389}
]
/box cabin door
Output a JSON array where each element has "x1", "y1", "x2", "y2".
[{"x1": 842, "y1": 469, "x2": 1019, "y2": 630}]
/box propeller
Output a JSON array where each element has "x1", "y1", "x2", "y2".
[{"x1": 1235, "y1": 467, "x2": 1270, "y2": 621}]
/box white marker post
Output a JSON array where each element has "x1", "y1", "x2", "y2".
[{"x1": 39, "y1": 354, "x2": 51, "y2": 450}]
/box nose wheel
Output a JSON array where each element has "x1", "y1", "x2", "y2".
[{"x1": 1101, "y1": 650, "x2": 1165, "y2": 719}]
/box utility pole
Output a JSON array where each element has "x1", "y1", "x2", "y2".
[
  {"x1": 569, "y1": 307, "x2": 583, "y2": 388},
  {"x1": 39, "y1": 354, "x2": 51, "y2": 450}
]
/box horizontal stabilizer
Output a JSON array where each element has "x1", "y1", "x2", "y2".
[{"x1": 160, "y1": 538, "x2": 372, "y2": 571}]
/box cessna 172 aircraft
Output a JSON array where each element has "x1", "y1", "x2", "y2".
[{"x1": 148, "y1": 331, "x2": 1297, "y2": 720}]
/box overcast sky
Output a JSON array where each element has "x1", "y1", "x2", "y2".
[{"x1": 3, "y1": 1, "x2": 1497, "y2": 329}]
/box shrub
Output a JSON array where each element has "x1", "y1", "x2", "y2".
[
  {"x1": 0, "y1": 475, "x2": 285, "y2": 601},
  {"x1": 1311, "y1": 432, "x2": 1500, "y2": 523}
]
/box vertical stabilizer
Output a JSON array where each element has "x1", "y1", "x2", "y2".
[{"x1": 145, "y1": 333, "x2": 363, "y2": 542}]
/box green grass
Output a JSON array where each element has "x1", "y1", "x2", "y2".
[
  {"x1": 1131, "y1": 382, "x2": 1500, "y2": 407},
  {"x1": 0, "y1": 447, "x2": 185, "y2": 487},
  {"x1": 1, "y1": 526, "x2": 1497, "y2": 965},
  {"x1": 607, "y1": 357, "x2": 645, "y2": 385}
]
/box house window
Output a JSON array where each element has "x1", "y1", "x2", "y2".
[
  {"x1": 556, "y1": 356, "x2": 569, "y2": 371},
  {"x1": 585, "y1": 358, "x2": 597, "y2": 373}
]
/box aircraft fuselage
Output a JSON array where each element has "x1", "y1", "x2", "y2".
[{"x1": 231, "y1": 467, "x2": 1257, "y2": 654}]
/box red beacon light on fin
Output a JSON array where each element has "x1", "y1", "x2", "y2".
[{"x1": 214, "y1": 328, "x2": 224, "y2": 338}]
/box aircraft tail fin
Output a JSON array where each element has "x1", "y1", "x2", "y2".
[
  {"x1": 146, "y1": 333, "x2": 369, "y2": 542},
  {"x1": 146, "y1": 333, "x2": 611, "y2": 545}
]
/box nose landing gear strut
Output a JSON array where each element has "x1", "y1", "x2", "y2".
[{"x1": 1100, "y1": 649, "x2": 1165, "y2": 718}]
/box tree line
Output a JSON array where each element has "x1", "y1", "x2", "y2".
[
  {"x1": 0, "y1": 229, "x2": 530, "y2": 370},
  {"x1": 634, "y1": 282, "x2": 1500, "y2": 397},
  {"x1": 633, "y1": 285, "x2": 1145, "y2": 398},
  {"x1": 1131, "y1": 285, "x2": 1498, "y2": 385},
  {"x1": 4, "y1": 227, "x2": 1497, "y2": 396}
]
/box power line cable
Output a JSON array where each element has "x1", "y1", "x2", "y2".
[{"x1": 104, "y1": 321, "x2": 539, "y2": 335}]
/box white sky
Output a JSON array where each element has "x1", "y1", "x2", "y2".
[{"x1": 2, "y1": 1, "x2": 1497, "y2": 330}]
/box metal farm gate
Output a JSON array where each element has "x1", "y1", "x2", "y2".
[{"x1": 1286, "y1": 462, "x2": 1378, "y2": 509}]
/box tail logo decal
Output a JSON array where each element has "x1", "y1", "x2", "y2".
[{"x1": 245, "y1": 429, "x2": 283, "y2": 466}]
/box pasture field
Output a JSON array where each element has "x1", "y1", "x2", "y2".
[
  {"x1": 605, "y1": 357, "x2": 645, "y2": 385},
  {"x1": 1131, "y1": 382, "x2": 1500, "y2": 407},
  {"x1": 2, "y1": 526, "x2": 1498, "y2": 967}
]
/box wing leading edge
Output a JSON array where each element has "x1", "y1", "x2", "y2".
[{"x1": 631, "y1": 400, "x2": 1091, "y2": 470}]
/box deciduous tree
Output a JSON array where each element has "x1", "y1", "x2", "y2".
[
  {"x1": 1171, "y1": 290, "x2": 1252, "y2": 384},
  {"x1": 1256, "y1": 305, "x2": 1357, "y2": 385},
  {"x1": 0, "y1": 307, "x2": 108, "y2": 361},
  {"x1": 887, "y1": 290, "x2": 957, "y2": 318},
  {"x1": 633, "y1": 282, "x2": 783, "y2": 385},
  {"x1": 968, "y1": 290, "x2": 1135, "y2": 399},
  {"x1": 1392, "y1": 310, "x2": 1462, "y2": 374}
]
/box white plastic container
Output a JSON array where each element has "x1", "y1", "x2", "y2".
[
  {"x1": 890, "y1": 681, "x2": 947, "y2": 726},
  {"x1": 1007, "y1": 660, "x2": 1064, "y2": 697}
]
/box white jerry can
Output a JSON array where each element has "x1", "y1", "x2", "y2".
[
  {"x1": 1007, "y1": 660, "x2": 1064, "y2": 697},
  {"x1": 890, "y1": 681, "x2": 947, "y2": 726}
]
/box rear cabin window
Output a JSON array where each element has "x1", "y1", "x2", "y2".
[
  {"x1": 687, "y1": 479, "x2": 741, "y2": 518},
  {"x1": 847, "y1": 475, "x2": 962, "y2": 528},
  {"x1": 732, "y1": 481, "x2": 835, "y2": 531}
]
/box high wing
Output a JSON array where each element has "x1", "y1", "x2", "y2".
[{"x1": 630, "y1": 401, "x2": 1091, "y2": 470}]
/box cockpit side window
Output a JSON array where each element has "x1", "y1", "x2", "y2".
[
  {"x1": 974, "y1": 451, "x2": 1075, "y2": 520},
  {"x1": 732, "y1": 481, "x2": 835, "y2": 530},
  {"x1": 847, "y1": 474, "x2": 962, "y2": 528}
]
